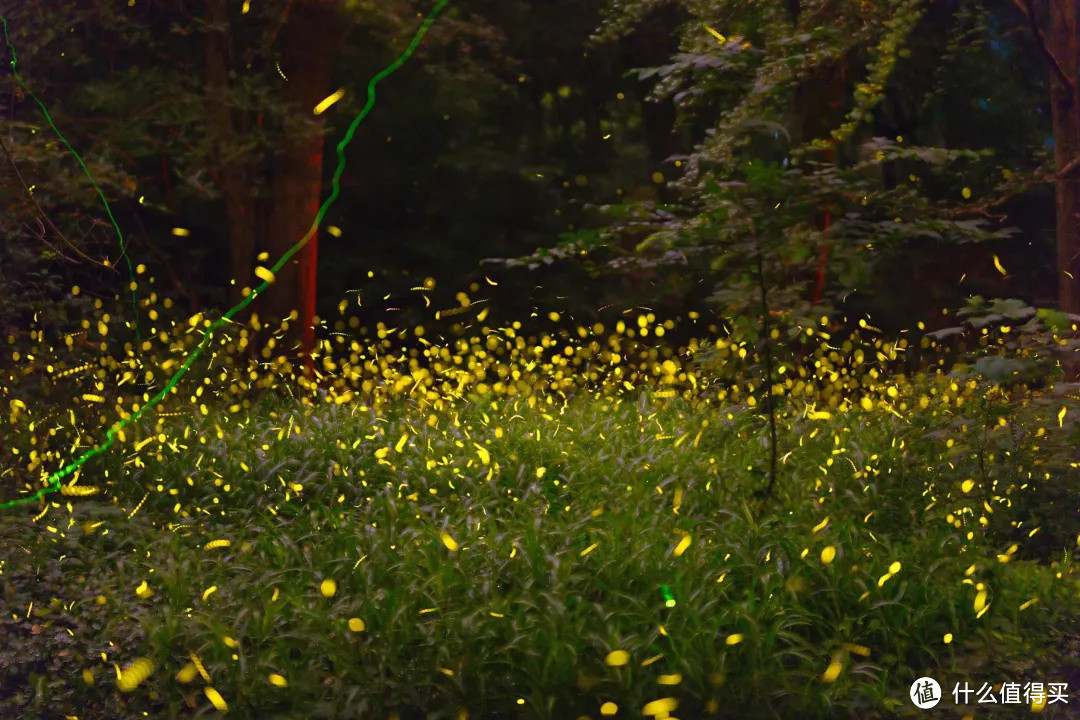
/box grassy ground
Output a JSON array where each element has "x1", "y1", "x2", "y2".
[{"x1": 3, "y1": 371, "x2": 1080, "y2": 718}]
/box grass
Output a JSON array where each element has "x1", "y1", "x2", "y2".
[
  {"x1": 2, "y1": 298, "x2": 1080, "y2": 718},
  {"x1": 3, "y1": 370, "x2": 1080, "y2": 718}
]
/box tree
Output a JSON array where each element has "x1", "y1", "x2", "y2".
[
  {"x1": 203, "y1": 0, "x2": 347, "y2": 370},
  {"x1": 204, "y1": 0, "x2": 258, "y2": 313},
  {"x1": 1012, "y1": 0, "x2": 1080, "y2": 312},
  {"x1": 574, "y1": 0, "x2": 1024, "y2": 326},
  {"x1": 544, "y1": 0, "x2": 1080, "y2": 335},
  {"x1": 260, "y1": 0, "x2": 346, "y2": 371}
]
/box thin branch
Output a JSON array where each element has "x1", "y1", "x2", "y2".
[
  {"x1": 1055, "y1": 154, "x2": 1080, "y2": 179},
  {"x1": 22, "y1": 214, "x2": 80, "y2": 264},
  {"x1": 1011, "y1": 0, "x2": 1077, "y2": 98},
  {"x1": 132, "y1": 96, "x2": 194, "y2": 120},
  {"x1": 262, "y1": 0, "x2": 295, "y2": 57},
  {"x1": 944, "y1": 160, "x2": 1078, "y2": 218},
  {"x1": 0, "y1": 131, "x2": 106, "y2": 266}
]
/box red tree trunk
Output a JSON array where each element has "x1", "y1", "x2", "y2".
[{"x1": 262, "y1": 0, "x2": 345, "y2": 375}]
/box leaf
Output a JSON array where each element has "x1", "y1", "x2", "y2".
[
  {"x1": 972, "y1": 356, "x2": 1027, "y2": 381},
  {"x1": 927, "y1": 326, "x2": 966, "y2": 341},
  {"x1": 1036, "y1": 308, "x2": 1073, "y2": 332},
  {"x1": 988, "y1": 298, "x2": 1034, "y2": 320}
]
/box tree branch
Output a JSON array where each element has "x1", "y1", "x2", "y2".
[
  {"x1": 0, "y1": 131, "x2": 109, "y2": 267},
  {"x1": 944, "y1": 159, "x2": 1079, "y2": 219},
  {"x1": 1056, "y1": 154, "x2": 1080, "y2": 179},
  {"x1": 262, "y1": 0, "x2": 295, "y2": 57}
]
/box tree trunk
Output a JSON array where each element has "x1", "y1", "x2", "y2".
[
  {"x1": 262, "y1": 0, "x2": 344, "y2": 374},
  {"x1": 204, "y1": 0, "x2": 256, "y2": 312},
  {"x1": 1047, "y1": 0, "x2": 1080, "y2": 313},
  {"x1": 785, "y1": 1, "x2": 849, "y2": 307}
]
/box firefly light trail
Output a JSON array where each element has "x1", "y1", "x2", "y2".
[{"x1": 0, "y1": 0, "x2": 451, "y2": 510}]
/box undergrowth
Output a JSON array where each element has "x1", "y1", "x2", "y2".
[
  {"x1": 3, "y1": 368, "x2": 1080, "y2": 718},
  {"x1": 2, "y1": 284, "x2": 1080, "y2": 718}
]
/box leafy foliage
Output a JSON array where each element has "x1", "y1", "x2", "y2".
[
  {"x1": 511, "y1": 0, "x2": 1055, "y2": 344},
  {"x1": 931, "y1": 296, "x2": 1080, "y2": 387}
]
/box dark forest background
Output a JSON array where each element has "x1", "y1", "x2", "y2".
[{"x1": 0, "y1": 0, "x2": 1077, "y2": 362}]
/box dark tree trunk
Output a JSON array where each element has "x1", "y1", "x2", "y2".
[
  {"x1": 1047, "y1": 0, "x2": 1080, "y2": 313},
  {"x1": 262, "y1": 0, "x2": 344, "y2": 374},
  {"x1": 205, "y1": 0, "x2": 256, "y2": 313}
]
